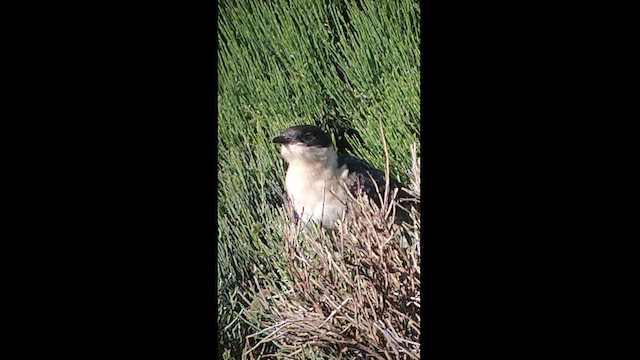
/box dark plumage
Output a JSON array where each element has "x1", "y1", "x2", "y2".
[
  {"x1": 272, "y1": 125, "x2": 332, "y2": 148},
  {"x1": 338, "y1": 152, "x2": 414, "y2": 224}
]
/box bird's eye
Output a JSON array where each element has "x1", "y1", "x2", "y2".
[{"x1": 303, "y1": 134, "x2": 314, "y2": 142}]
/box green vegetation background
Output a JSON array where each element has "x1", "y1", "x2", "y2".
[{"x1": 218, "y1": 0, "x2": 420, "y2": 355}]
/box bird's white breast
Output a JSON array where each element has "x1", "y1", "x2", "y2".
[{"x1": 285, "y1": 160, "x2": 348, "y2": 230}]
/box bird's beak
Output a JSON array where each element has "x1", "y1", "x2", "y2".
[{"x1": 272, "y1": 135, "x2": 289, "y2": 144}]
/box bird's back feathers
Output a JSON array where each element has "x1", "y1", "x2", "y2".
[
  {"x1": 338, "y1": 152, "x2": 415, "y2": 224},
  {"x1": 338, "y1": 153, "x2": 397, "y2": 204}
]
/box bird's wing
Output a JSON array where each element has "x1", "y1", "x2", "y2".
[
  {"x1": 338, "y1": 153, "x2": 417, "y2": 225},
  {"x1": 337, "y1": 152, "x2": 399, "y2": 205}
]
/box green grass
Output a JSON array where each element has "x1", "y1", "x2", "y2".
[{"x1": 217, "y1": 0, "x2": 420, "y2": 357}]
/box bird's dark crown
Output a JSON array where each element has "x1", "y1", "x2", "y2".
[{"x1": 272, "y1": 125, "x2": 332, "y2": 148}]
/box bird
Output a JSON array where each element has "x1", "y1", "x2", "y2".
[{"x1": 272, "y1": 125, "x2": 413, "y2": 230}]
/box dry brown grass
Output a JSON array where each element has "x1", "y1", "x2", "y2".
[{"x1": 239, "y1": 141, "x2": 421, "y2": 359}]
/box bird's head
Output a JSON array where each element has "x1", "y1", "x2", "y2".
[{"x1": 272, "y1": 125, "x2": 334, "y2": 163}]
